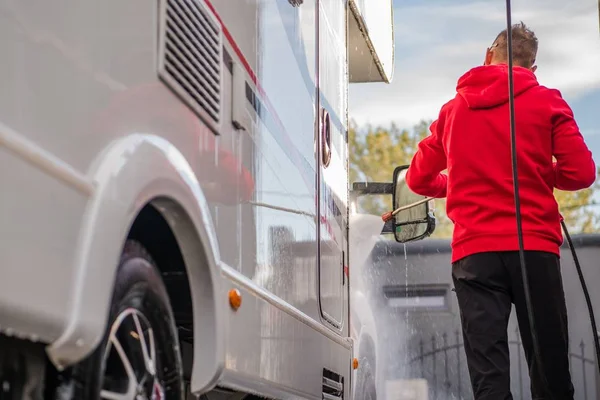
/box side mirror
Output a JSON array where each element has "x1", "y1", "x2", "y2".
[{"x1": 392, "y1": 165, "x2": 436, "y2": 243}]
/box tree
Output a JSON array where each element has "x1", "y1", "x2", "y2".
[
  {"x1": 555, "y1": 189, "x2": 599, "y2": 233},
  {"x1": 349, "y1": 119, "x2": 599, "y2": 238},
  {"x1": 349, "y1": 119, "x2": 453, "y2": 238}
]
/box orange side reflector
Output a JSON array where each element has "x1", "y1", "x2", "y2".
[{"x1": 229, "y1": 288, "x2": 242, "y2": 310}]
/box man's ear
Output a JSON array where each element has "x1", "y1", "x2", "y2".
[
  {"x1": 484, "y1": 48, "x2": 493, "y2": 66},
  {"x1": 531, "y1": 65, "x2": 538, "y2": 73}
]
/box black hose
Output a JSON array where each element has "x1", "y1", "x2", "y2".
[
  {"x1": 504, "y1": 0, "x2": 553, "y2": 396},
  {"x1": 561, "y1": 220, "x2": 600, "y2": 376}
]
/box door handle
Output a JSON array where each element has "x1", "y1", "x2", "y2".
[{"x1": 321, "y1": 108, "x2": 332, "y2": 168}]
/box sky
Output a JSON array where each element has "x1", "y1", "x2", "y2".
[{"x1": 349, "y1": 0, "x2": 600, "y2": 160}]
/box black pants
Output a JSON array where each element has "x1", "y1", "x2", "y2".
[{"x1": 452, "y1": 251, "x2": 574, "y2": 400}]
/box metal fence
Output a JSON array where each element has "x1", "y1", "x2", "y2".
[{"x1": 407, "y1": 327, "x2": 597, "y2": 400}]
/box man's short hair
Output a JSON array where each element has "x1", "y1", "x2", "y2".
[{"x1": 491, "y1": 22, "x2": 538, "y2": 68}]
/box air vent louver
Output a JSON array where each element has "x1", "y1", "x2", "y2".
[
  {"x1": 322, "y1": 368, "x2": 344, "y2": 400},
  {"x1": 158, "y1": 0, "x2": 222, "y2": 131}
]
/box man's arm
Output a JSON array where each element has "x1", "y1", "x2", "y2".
[
  {"x1": 405, "y1": 111, "x2": 448, "y2": 198},
  {"x1": 550, "y1": 89, "x2": 596, "y2": 191}
]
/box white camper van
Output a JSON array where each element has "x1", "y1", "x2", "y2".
[{"x1": 0, "y1": 1, "x2": 433, "y2": 399}]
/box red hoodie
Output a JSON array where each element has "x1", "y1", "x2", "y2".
[{"x1": 406, "y1": 65, "x2": 596, "y2": 263}]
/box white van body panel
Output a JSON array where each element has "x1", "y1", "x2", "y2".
[{"x1": 0, "y1": 0, "x2": 394, "y2": 397}]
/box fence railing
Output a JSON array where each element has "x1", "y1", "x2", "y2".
[{"x1": 407, "y1": 327, "x2": 597, "y2": 400}]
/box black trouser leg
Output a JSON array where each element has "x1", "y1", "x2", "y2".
[
  {"x1": 452, "y1": 252, "x2": 513, "y2": 400},
  {"x1": 504, "y1": 251, "x2": 574, "y2": 400}
]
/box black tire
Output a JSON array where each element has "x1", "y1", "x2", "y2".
[
  {"x1": 54, "y1": 240, "x2": 184, "y2": 400},
  {"x1": 356, "y1": 359, "x2": 377, "y2": 400}
]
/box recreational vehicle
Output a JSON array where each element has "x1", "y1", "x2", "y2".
[{"x1": 0, "y1": 1, "x2": 420, "y2": 399}]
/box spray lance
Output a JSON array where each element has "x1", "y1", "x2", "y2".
[
  {"x1": 380, "y1": 0, "x2": 600, "y2": 395},
  {"x1": 381, "y1": 197, "x2": 434, "y2": 223}
]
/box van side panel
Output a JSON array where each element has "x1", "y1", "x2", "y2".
[
  {"x1": 213, "y1": 0, "x2": 351, "y2": 396},
  {"x1": 317, "y1": 0, "x2": 349, "y2": 332},
  {"x1": 213, "y1": 0, "x2": 320, "y2": 319},
  {"x1": 0, "y1": 0, "x2": 354, "y2": 397},
  {"x1": 0, "y1": 0, "x2": 155, "y2": 342}
]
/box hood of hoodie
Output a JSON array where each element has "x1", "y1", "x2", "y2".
[{"x1": 456, "y1": 64, "x2": 539, "y2": 109}]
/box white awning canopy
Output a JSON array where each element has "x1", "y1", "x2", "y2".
[{"x1": 348, "y1": 0, "x2": 395, "y2": 83}]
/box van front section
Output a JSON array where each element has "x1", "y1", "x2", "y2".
[{"x1": 0, "y1": 0, "x2": 394, "y2": 399}]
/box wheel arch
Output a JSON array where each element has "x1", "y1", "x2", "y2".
[
  {"x1": 46, "y1": 134, "x2": 225, "y2": 393},
  {"x1": 133, "y1": 196, "x2": 226, "y2": 393}
]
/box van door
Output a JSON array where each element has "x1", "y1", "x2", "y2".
[{"x1": 317, "y1": 0, "x2": 348, "y2": 329}]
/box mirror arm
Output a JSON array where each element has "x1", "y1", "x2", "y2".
[
  {"x1": 381, "y1": 220, "x2": 395, "y2": 234},
  {"x1": 351, "y1": 182, "x2": 394, "y2": 196}
]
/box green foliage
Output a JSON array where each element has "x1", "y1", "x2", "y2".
[
  {"x1": 555, "y1": 187, "x2": 600, "y2": 233},
  {"x1": 349, "y1": 119, "x2": 599, "y2": 238}
]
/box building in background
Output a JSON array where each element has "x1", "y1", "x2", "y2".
[{"x1": 364, "y1": 235, "x2": 600, "y2": 400}]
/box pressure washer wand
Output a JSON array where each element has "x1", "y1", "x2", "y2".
[{"x1": 381, "y1": 197, "x2": 434, "y2": 222}]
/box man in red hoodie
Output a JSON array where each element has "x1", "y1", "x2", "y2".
[{"x1": 406, "y1": 23, "x2": 596, "y2": 399}]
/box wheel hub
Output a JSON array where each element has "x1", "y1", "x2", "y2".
[{"x1": 100, "y1": 308, "x2": 164, "y2": 400}]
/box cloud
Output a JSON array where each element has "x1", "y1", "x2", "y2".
[
  {"x1": 350, "y1": 0, "x2": 600, "y2": 129},
  {"x1": 584, "y1": 128, "x2": 600, "y2": 137}
]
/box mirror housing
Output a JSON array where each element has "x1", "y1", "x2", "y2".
[{"x1": 392, "y1": 165, "x2": 436, "y2": 243}]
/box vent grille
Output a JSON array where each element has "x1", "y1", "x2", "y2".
[
  {"x1": 322, "y1": 368, "x2": 344, "y2": 400},
  {"x1": 158, "y1": 0, "x2": 222, "y2": 130}
]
